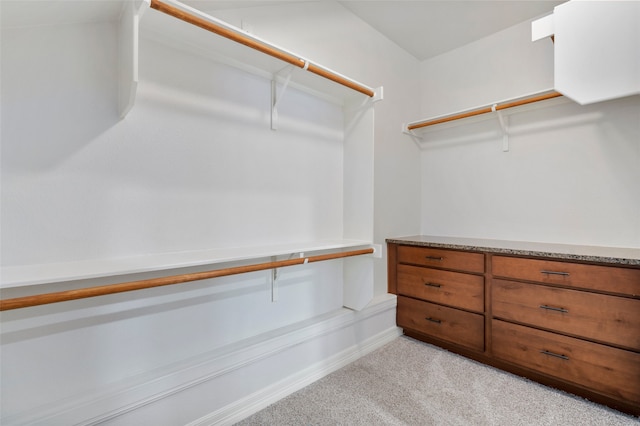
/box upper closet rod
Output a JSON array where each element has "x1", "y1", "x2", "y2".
[
  {"x1": 149, "y1": 0, "x2": 376, "y2": 98},
  {"x1": 0, "y1": 248, "x2": 374, "y2": 311},
  {"x1": 407, "y1": 90, "x2": 563, "y2": 131}
]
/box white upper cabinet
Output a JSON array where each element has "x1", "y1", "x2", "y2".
[{"x1": 533, "y1": 0, "x2": 639, "y2": 105}]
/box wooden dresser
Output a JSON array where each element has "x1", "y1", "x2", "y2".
[{"x1": 387, "y1": 236, "x2": 640, "y2": 416}]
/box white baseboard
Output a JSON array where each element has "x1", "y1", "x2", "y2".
[
  {"x1": 191, "y1": 318, "x2": 402, "y2": 426},
  {"x1": 6, "y1": 294, "x2": 398, "y2": 426}
]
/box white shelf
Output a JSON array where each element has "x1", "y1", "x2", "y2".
[
  {"x1": 406, "y1": 90, "x2": 568, "y2": 134},
  {"x1": 2, "y1": 0, "x2": 379, "y2": 311},
  {"x1": 403, "y1": 89, "x2": 571, "y2": 150},
  {"x1": 118, "y1": 0, "x2": 380, "y2": 117},
  {"x1": 0, "y1": 240, "x2": 375, "y2": 289}
]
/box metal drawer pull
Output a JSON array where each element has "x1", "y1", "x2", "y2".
[
  {"x1": 540, "y1": 270, "x2": 570, "y2": 277},
  {"x1": 425, "y1": 317, "x2": 442, "y2": 324},
  {"x1": 540, "y1": 350, "x2": 569, "y2": 361},
  {"x1": 539, "y1": 305, "x2": 569, "y2": 314},
  {"x1": 423, "y1": 281, "x2": 442, "y2": 288},
  {"x1": 425, "y1": 256, "x2": 444, "y2": 261}
]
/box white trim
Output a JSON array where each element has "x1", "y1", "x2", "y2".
[
  {"x1": 3, "y1": 294, "x2": 398, "y2": 426},
  {"x1": 531, "y1": 13, "x2": 554, "y2": 42},
  {"x1": 190, "y1": 325, "x2": 402, "y2": 426}
]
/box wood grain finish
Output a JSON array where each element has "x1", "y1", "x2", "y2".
[
  {"x1": 492, "y1": 320, "x2": 640, "y2": 404},
  {"x1": 397, "y1": 264, "x2": 484, "y2": 312},
  {"x1": 397, "y1": 246, "x2": 484, "y2": 273},
  {"x1": 397, "y1": 296, "x2": 484, "y2": 351},
  {"x1": 387, "y1": 243, "x2": 398, "y2": 294},
  {"x1": 492, "y1": 256, "x2": 640, "y2": 296},
  {"x1": 492, "y1": 279, "x2": 640, "y2": 351},
  {"x1": 390, "y1": 241, "x2": 640, "y2": 415}
]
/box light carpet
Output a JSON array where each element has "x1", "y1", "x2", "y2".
[{"x1": 236, "y1": 335, "x2": 639, "y2": 425}]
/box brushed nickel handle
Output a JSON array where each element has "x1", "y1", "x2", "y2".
[
  {"x1": 425, "y1": 317, "x2": 442, "y2": 324},
  {"x1": 540, "y1": 350, "x2": 569, "y2": 361},
  {"x1": 539, "y1": 305, "x2": 569, "y2": 314},
  {"x1": 540, "y1": 270, "x2": 570, "y2": 277},
  {"x1": 425, "y1": 256, "x2": 443, "y2": 261},
  {"x1": 423, "y1": 281, "x2": 442, "y2": 288}
]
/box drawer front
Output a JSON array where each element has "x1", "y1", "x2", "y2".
[
  {"x1": 492, "y1": 279, "x2": 640, "y2": 351},
  {"x1": 398, "y1": 246, "x2": 484, "y2": 273},
  {"x1": 397, "y1": 296, "x2": 484, "y2": 351},
  {"x1": 492, "y1": 320, "x2": 640, "y2": 404},
  {"x1": 492, "y1": 256, "x2": 640, "y2": 296},
  {"x1": 397, "y1": 264, "x2": 484, "y2": 312}
]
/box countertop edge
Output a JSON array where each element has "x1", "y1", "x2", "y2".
[{"x1": 385, "y1": 237, "x2": 640, "y2": 266}]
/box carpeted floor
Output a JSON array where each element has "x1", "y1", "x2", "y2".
[{"x1": 237, "y1": 335, "x2": 639, "y2": 425}]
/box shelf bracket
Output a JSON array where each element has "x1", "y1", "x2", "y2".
[
  {"x1": 401, "y1": 123, "x2": 424, "y2": 148},
  {"x1": 270, "y1": 256, "x2": 279, "y2": 302},
  {"x1": 492, "y1": 104, "x2": 509, "y2": 152},
  {"x1": 118, "y1": 0, "x2": 150, "y2": 119},
  {"x1": 370, "y1": 86, "x2": 384, "y2": 104},
  {"x1": 271, "y1": 64, "x2": 302, "y2": 130},
  {"x1": 343, "y1": 86, "x2": 383, "y2": 137},
  {"x1": 270, "y1": 252, "x2": 305, "y2": 302}
]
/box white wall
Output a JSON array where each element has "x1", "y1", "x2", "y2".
[
  {"x1": 418, "y1": 20, "x2": 640, "y2": 248},
  {"x1": 7, "y1": 2, "x2": 637, "y2": 424},
  {"x1": 0, "y1": 17, "x2": 345, "y2": 422},
  {"x1": 211, "y1": 1, "x2": 422, "y2": 295},
  {"x1": 0, "y1": 1, "x2": 419, "y2": 424},
  {"x1": 1, "y1": 24, "x2": 346, "y2": 267}
]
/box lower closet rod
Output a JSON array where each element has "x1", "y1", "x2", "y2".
[{"x1": 0, "y1": 248, "x2": 374, "y2": 311}]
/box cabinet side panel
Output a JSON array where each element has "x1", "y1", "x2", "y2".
[{"x1": 387, "y1": 243, "x2": 398, "y2": 294}]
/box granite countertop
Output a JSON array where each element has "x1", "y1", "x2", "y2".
[{"x1": 386, "y1": 235, "x2": 640, "y2": 266}]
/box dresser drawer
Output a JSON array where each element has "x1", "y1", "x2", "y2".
[
  {"x1": 397, "y1": 296, "x2": 484, "y2": 351},
  {"x1": 398, "y1": 246, "x2": 484, "y2": 273},
  {"x1": 492, "y1": 256, "x2": 640, "y2": 296},
  {"x1": 492, "y1": 320, "x2": 640, "y2": 404},
  {"x1": 492, "y1": 279, "x2": 640, "y2": 351},
  {"x1": 397, "y1": 264, "x2": 484, "y2": 312}
]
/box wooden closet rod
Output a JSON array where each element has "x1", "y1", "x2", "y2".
[
  {"x1": 0, "y1": 248, "x2": 374, "y2": 311},
  {"x1": 407, "y1": 91, "x2": 563, "y2": 131},
  {"x1": 149, "y1": 0, "x2": 375, "y2": 98}
]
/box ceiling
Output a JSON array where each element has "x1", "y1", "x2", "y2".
[
  {"x1": 181, "y1": 0, "x2": 564, "y2": 60},
  {"x1": 337, "y1": 1, "x2": 563, "y2": 60},
  {"x1": 1, "y1": 0, "x2": 563, "y2": 61}
]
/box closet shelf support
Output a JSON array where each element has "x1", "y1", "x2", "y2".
[
  {"x1": 118, "y1": 0, "x2": 151, "y2": 118},
  {"x1": 270, "y1": 252, "x2": 303, "y2": 301},
  {"x1": 492, "y1": 104, "x2": 509, "y2": 152},
  {"x1": 401, "y1": 123, "x2": 424, "y2": 147},
  {"x1": 271, "y1": 65, "x2": 297, "y2": 130}
]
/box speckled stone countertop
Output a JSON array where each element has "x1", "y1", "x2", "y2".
[{"x1": 386, "y1": 235, "x2": 640, "y2": 266}]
